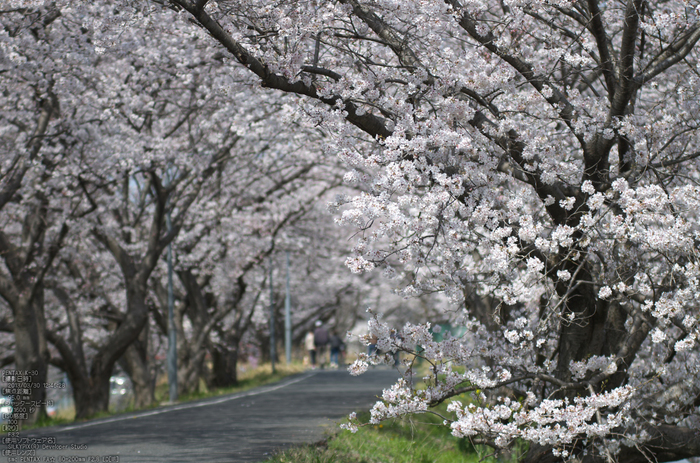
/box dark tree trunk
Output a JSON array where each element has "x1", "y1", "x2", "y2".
[
  {"x1": 44, "y1": 166, "x2": 201, "y2": 419},
  {"x1": 119, "y1": 323, "x2": 154, "y2": 409},
  {"x1": 154, "y1": 270, "x2": 251, "y2": 393},
  {"x1": 12, "y1": 290, "x2": 48, "y2": 425},
  {"x1": 2, "y1": 198, "x2": 66, "y2": 427},
  {"x1": 71, "y1": 374, "x2": 111, "y2": 420},
  {"x1": 65, "y1": 171, "x2": 170, "y2": 417},
  {"x1": 49, "y1": 281, "x2": 152, "y2": 419},
  {"x1": 176, "y1": 270, "x2": 207, "y2": 395},
  {"x1": 0, "y1": 83, "x2": 61, "y2": 427},
  {"x1": 209, "y1": 344, "x2": 239, "y2": 388}
]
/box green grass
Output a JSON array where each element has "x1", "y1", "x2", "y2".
[
  {"x1": 266, "y1": 409, "x2": 524, "y2": 463},
  {"x1": 15, "y1": 361, "x2": 306, "y2": 432},
  {"x1": 23, "y1": 410, "x2": 76, "y2": 430},
  {"x1": 154, "y1": 362, "x2": 306, "y2": 404},
  {"x1": 266, "y1": 360, "x2": 527, "y2": 463}
]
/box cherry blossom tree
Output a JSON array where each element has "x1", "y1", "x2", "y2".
[
  {"x1": 144, "y1": 0, "x2": 700, "y2": 461},
  {"x1": 0, "y1": 1, "x2": 87, "y2": 425},
  {"x1": 149, "y1": 131, "x2": 342, "y2": 392},
  {"x1": 1, "y1": 0, "x2": 249, "y2": 417},
  {"x1": 249, "y1": 201, "x2": 375, "y2": 364},
  {"x1": 3, "y1": 1, "x2": 361, "y2": 419}
]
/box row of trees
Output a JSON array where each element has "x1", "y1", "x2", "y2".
[
  {"x1": 4, "y1": 0, "x2": 700, "y2": 461},
  {"x1": 1, "y1": 1, "x2": 433, "y2": 422}
]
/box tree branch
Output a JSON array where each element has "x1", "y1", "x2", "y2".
[
  {"x1": 650, "y1": 150, "x2": 700, "y2": 169},
  {"x1": 301, "y1": 66, "x2": 342, "y2": 81},
  {"x1": 24, "y1": 223, "x2": 68, "y2": 308},
  {"x1": 0, "y1": 230, "x2": 21, "y2": 278},
  {"x1": 619, "y1": 425, "x2": 700, "y2": 463},
  {"x1": 339, "y1": 0, "x2": 423, "y2": 71},
  {"x1": 611, "y1": 0, "x2": 643, "y2": 118},
  {"x1": 586, "y1": 0, "x2": 617, "y2": 98},
  {"x1": 168, "y1": 0, "x2": 392, "y2": 139},
  {"x1": 0, "y1": 92, "x2": 58, "y2": 211},
  {"x1": 0, "y1": 272, "x2": 19, "y2": 310},
  {"x1": 636, "y1": 25, "x2": 700, "y2": 86},
  {"x1": 449, "y1": 0, "x2": 585, "y2": 147}
]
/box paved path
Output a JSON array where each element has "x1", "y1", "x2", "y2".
[{"x1": 18, "y1": 369, "x2": 400, "y2": 462}]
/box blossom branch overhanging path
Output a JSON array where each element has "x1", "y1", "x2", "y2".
[{"x1": 156, "y1": 0, "x2": 700, "y2": 461}]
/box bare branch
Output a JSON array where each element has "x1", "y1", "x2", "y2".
[
  {"x1": 0, "y1": 94, "x2": 58, "y2": 211},
  {"x1": 168, "y1": 0, "x2": 392, "y2": 139},
  {"x1": 636, "y1": 25, "x2": 700, "y2": 86},
  {"x1": 611, "y1": 0, "x2": 644, "y2": 118},
  {"x1": 586, "y1": 0, "x2": 617, "y2": 98},
  {"x1": 300, "y1": 65, "x2": 342, "y2": 81},
  {"x1": 449, "y1": 0, "x2": 585, "y2": 148}
]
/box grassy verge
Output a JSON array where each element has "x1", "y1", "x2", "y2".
[
  {"x1": 266, "y1": 360, "x2": 526, "y2": 463},
  {"x1": 266, "y1": 409, "x2": 524, "y2": 463},
  {"x1": 154, "y1": 362, "x2": 306, "y2": 404},
  {"x1": 19, "y1": 361, "x2": 306, "y2": 431}
]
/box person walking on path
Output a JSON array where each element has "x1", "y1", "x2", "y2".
[
  {"x1": 313, "y1": 320, "x2": 329, "y2": 368},
  {"x1": 329, "y1": 330, "x2": 343, "y2": 368},
  {"x1": 305, "y1": 330, "x2": 317, "y2": 369}
]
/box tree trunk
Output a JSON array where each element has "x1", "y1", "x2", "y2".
[
  {"x1": 12, "y1": 289, "x2": 48, "y2": 426},
  {"x1": 72, "y1": 374, "x2": 111, "y2": 420},
  {"x1": 172, "y1": 270, "x2": 249, "y2": 394},
  {"x1": 174, "y1": 269, "x2": 210, "y2": 395},
  {"x1": 0, "y1": 89, "x2": 62, "y2": 427},
  {"x1": 209, "y1": 344, "x2": 238, "y2": 388},
  {"x1": 2, "y1": 195, "x2": 64, "y2": 427},
  {"x1": 119, "y1": 323, "x2": 154, "y2": 409},
  {"x1": 55, "y1": 283, "x2": 151, "y2": 419},
  {"x1": 45, "y1": 168, "x2": 178, "y2": 419},
  {"x1": 177, "y1": 348, "x2": 208, "y2": 396}
]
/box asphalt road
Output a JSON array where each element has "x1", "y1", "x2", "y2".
[{"x1": 17, "y1": 368, "x2": 400, "y2": 463}]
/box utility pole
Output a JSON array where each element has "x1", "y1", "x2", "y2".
[
  {"x1": 269, "y1": 254, "x2": 276, "y2": 373},
  {"x1": 285, "y1": 251, "x2": 292, "y2": 364},
  {"x1": 166, "y1": 211, "x2": 178, "y2": 403}
]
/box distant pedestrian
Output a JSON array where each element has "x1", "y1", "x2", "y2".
[
  {"x1": 314, "y1": 320, "x2": 329, "y2": 368},
  {"x1": 329, "y1": 330, "x2": 343, "y2": 368},
  {"x1": 305, "y1": 330, "x2": 316, "y2": 369}
]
